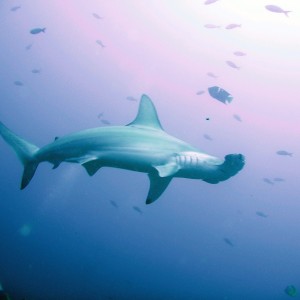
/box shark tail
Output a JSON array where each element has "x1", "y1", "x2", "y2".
[{"x1": 0, "y1": 122, "x2": 40, "y2": 189}]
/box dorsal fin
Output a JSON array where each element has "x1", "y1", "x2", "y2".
[{"x1": 127, "y1": 94, "x2": 163, "y2": 130}]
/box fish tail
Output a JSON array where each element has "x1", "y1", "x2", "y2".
[
  {"x1": 284, "y1": 11, "x2": 291, "y2": 17},
  {"x1": 42, "y1": 27, "x2": 46, "y2": 32},
  {"x1": 0, "y1": 122, "x2": 40, "y2": 189}
]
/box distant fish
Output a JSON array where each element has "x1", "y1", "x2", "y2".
[
  {"x1": 109, "y1": 200, "x2": 118, "y2": 208},
  {"x1": 226, "y1": 60, "x2": 240, "y2": 69},
  {"x1": 204, "y1": 24, "x2": 220, "y2": 29},
  {"x1": 256, "y1": 211, "x2": 268, "y2": 218},
  {"x1": 265, "y1": 5, "x2": 291, "y2": 17},
  {"x1": 263, "y1": 178, "x2": 274, "y2": 185},
  {"x1": 276, "y1": 150, "x2": 292, "y2": 156},
  {"x1": 11, "y1": 5, "x2": 21, "y2": 12},
  {"x1": 126, "y1": 96, "x2": 138, "y2": 101},
  {"x1": 31, "y1": 69, "x2": 41, "y2": 74},
  {"x1": 207, "y1": 72, "x2": 218, "y2": 78},
  {"x1": 133, "y1": 206, "x2": 143, "y2": 214},
  {"x1": 225, "y1": 24, "x2": 241, "y2": 30},
  {"x1": 30, "y1": 27, "x2": 46, "y2": 35},
  {"x1": 233, "y1": 114, "x2": 242, "y2": 122},
  {"x1": 273, "y1": 177, "x2": 285, "y2": 182},
  {"x1": 203, "y1": 134, "x2": 213, "y2": 141},
  {"x1": 101, "y1": 119, "x2": 111, "y2": 125},
  {"x1": 25, "y1": 43, "x2": 33, "y2": 50},
  {"x1": 92, "y1": 13, "x2": 103, "y2": 20},
  {"x1": 14, "y1": 80, "x2": 23, "y2": 86},
  {"x1": 233, "y1": 51, "x2": 246, "y2": 56},
  {"x1": 223, "y1": 238, "x2": 234, "y2": 247},
  {"x1": 96, "y1": 40, "x2": 105, "y2": 48},
  {"x1": 208, "y1": 86, "x2": 233, "y2": 104},
  {"x1": 97, "y1": 112, "x2": 104, "y2": 119},
  {"x1": 196, "y1": 90, "x2": 205, "y2": 95},
  {"x1": 285, "y1": 285, "x2": 297, "y2": 297},
  {"x1": 204, "y1": 0, "x2": 219, "y2": 5}
]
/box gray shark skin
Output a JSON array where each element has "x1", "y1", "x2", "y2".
[{"x1": 0, "y1": 95, "x2": 245, "y2": 204}]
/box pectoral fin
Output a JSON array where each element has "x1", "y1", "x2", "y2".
[
  {"x1": 81, "y1": 159, "x2": 103, "y2": 176},
  {"x1": 153, "y1": 161, "x2": 180, "y2": 177},
  {"x1": 146, "y1": 173, "x2": 173, "y2": 204}
]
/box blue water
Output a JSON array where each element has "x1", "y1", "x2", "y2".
[{"x1": 1, "y1": 1, "x2": 300, "y2": 299}]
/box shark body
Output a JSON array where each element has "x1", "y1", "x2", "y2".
[{"x1": 0, "y1": 95, "x2": 245, "y2": 204}]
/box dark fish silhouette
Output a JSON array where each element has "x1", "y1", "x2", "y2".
[
  {"x1": 204, "y1": 24, "x2": 220, "y2": 29},
  {"x1": 11, "y1": 6, "x2": 21, "y2": 12},
  {"x1": 233, "y1": 51, "x2": 246, "y2": 56},
  {"x1": 276, "y1": 150, "x2": 292, "y2": 156},
  {"x1": 225, "y1": 24, "x2": 241, "y2": 29},
  {"x1": 203, "y1": 134, "x2": 213, "y2": 141},
  {"x1": 25, "y1": 43, "x2": 33, "y2": 50},
  {"x1": 208, "y1": 86, "x2": 233, "y2": 104},
  {"x1": 263, "y1": 178, "x2": 273, "y2": 185},
  {"x1": 196, "y1": 90, "x2": 205, "y2": 95},
  {"x1": 31, "y1": 69, "x2": 41, "y2": 74},
  {"x1": 284, "y1": 285, "x2": 297, "y2": 297},
  {"x1": 100, "y1": 119, "x2": 111, "y2": 125},
  {"x1": 233, "y1": 114, "x2": 242, "y2": 122},
  {"x1": 109, "y1": 200, "x2": 118, "y2": 208},
  {"x1": 256, "y1": 211, "x2": 268, "y2": 218},
  {"x1": 265, "y1": 5, "x2": 291, "y2": 17},
  {"x1": 133, "y1": 206, "x2": 143, "y2": 214},
  {"x1": 207, "y1": 72, "x2": 218, "y2": 78},
  {"x1": 226, "y1": 60, "x2": 240, "y2": 69},
  {"x1": 204, "y1": 0, "x2": 219, "y2": 4},
  {"x1": 126, "y1": 96, "x2": 138, "y2": 101},
  {"x1": 30, "y1": 28, "x2": 46, "y2": 34},
  {"x1": 96, "y1": 40, "x2": 105, "y2": 48},
  {"x1": 14, "y1": 81, "x2": 23, "y2": 86},
  {"x1": 223, "y1": 238, "x2": 234, "y2": 247},
  {"x1": 92, "y1": 13, "x2": 102, "y2": 20}
]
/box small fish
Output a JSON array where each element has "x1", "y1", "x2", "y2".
[
  {"x1": 284, "y1": 285, "x2": 297, "y2": 297},
  {"x1": 204, "y1": 24, "x2": 220, "y2": 29},
  {"x1": 109, "y1": 200, "x2": 118, "y2": 208},
  {"x1": 207, "y1": 72, "x2": 218, "y2": 78},
  {"x1": 97, "y1": 112, "x2": 104, "y2": 119},
  {"x1": 225, "y1": 24, "x2": 241, "y2": 30},
  {"x1": 233, "y1": 51, "x2": 246, "y2": 56},
  {"x1": 223, "y1": 238, "x2": 234, "y2": 247},
  {"x1": 92, "y1": 13, "x2": 102, "y2": 20},
  {"x1": 273, "y1": 177, "x2": 285, "y2": 182},
  {"x1": 96, "y1": 40, "x2": 105, "y2": 48},
  {"x1": 14, "y1": 80, "x2": 23, "y2": 86},
  {"x1": 265, "y1": 5, "x2": 291, "y2": 17},
  {"x1": 226, "y1": 60, "x2": 240, "y2": 70},
  {"x1": 133, "y1": 206, "x2": 143, "y2": 214},
  {"x1": 31, "y1": 69, "x2": 41, "y2": 74},
  {"x1": 126, "y1": 96, "x2": 138, "y2": 101},
  {"x1": 208, "y1": 86, "x2": 233, "y2": 104},
  {"x1": 204, "y1": 0, "x2": 219, "y2": 5},
  {"x1": 101, "y1": 119, "x2": 111, "y2": 125},
  {"x1": 30, "y1": 27, "x2": 46, "y2": 35},
  {"x1": 276, "y1": 150, "x2": 292, "y2": 156},
  {"x1": 256, "y1": 211, "x2": 268, "y2": 218},
  {"x1": 203, "y1": 134, "x2": 213, "y2": 141},
  {"x1": 263, "y1": 178, "x2": 274, "y2": 185},
  {"x1": 196, "y1": 90, "x2": 205, "y2": 95},
  {"x1": 25, "y1": 43, "x2": 33, "y2": 50},
  {"x1": 233, "y1": 114, "x2": 242, "y2": 122},
  {"x1": 11, "y1": 5, "x2": 21, "y2": 12}
]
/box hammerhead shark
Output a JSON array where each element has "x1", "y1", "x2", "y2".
[{"x1": 0, "y1": 95, "x2": 245, "y2": 204}]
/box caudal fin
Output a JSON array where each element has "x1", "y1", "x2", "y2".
[{"x1": 0, "y1": 122, "x2": 40, "y2": 189}]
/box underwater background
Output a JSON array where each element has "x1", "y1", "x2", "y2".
[{"x1": 0, "y1": 1, "x2": 300, "y2": 299}]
